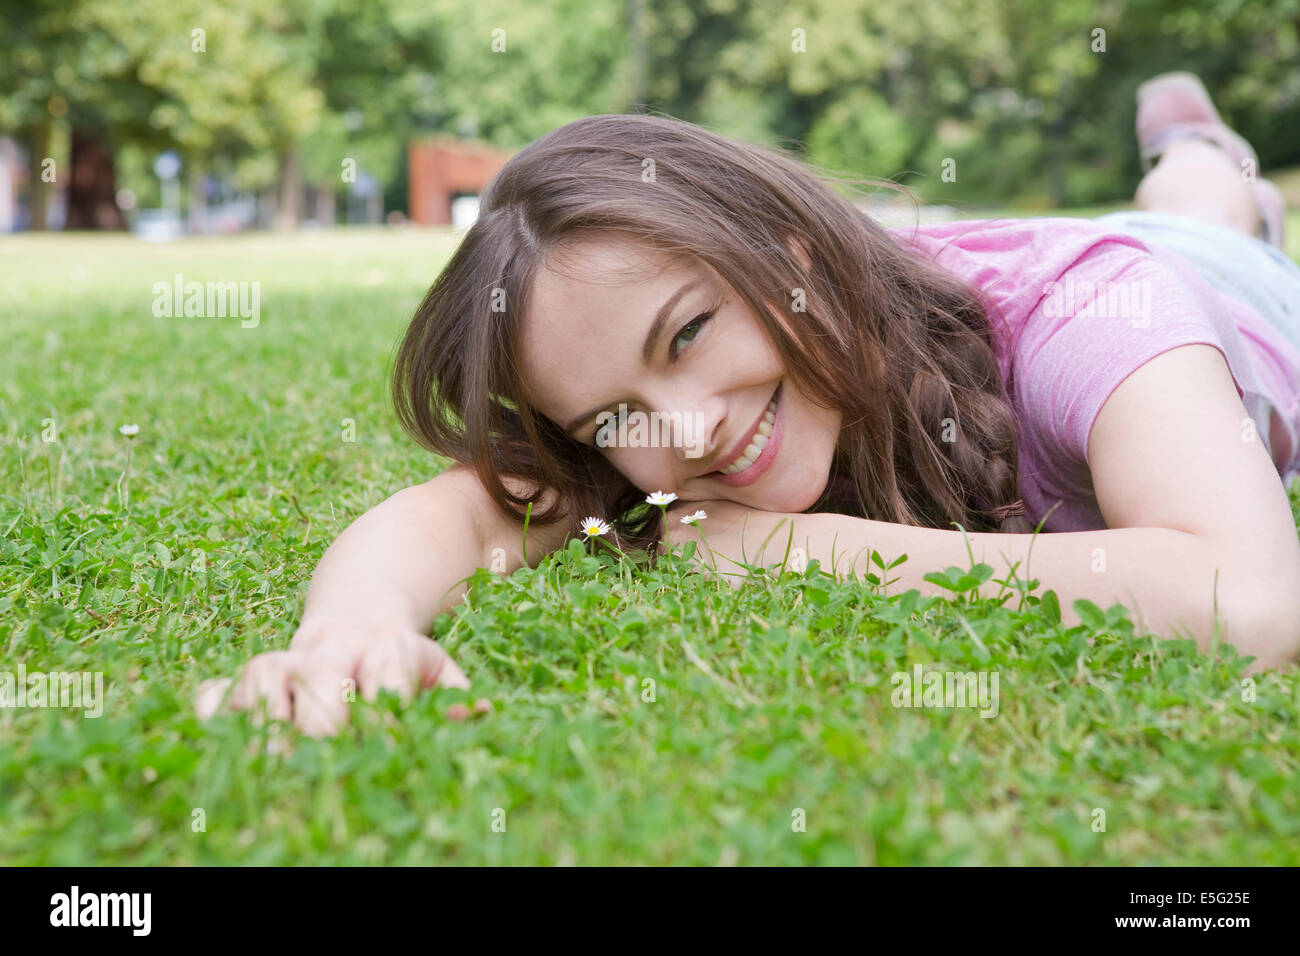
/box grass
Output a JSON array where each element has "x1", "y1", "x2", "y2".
[{"x1": 2, "y1": 221, "x2": 1299, "y2": 866}]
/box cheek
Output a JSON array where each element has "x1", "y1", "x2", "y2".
[
  {"x1": 707, "y1": 304, "x2": 783, "y2": 374},
  {"x1": 732, "y1": 323, "x2": 785, "y2": 375},
  {"x1": 603, "y1": 448, "x2": 676, "y2": 490},
  {"x1": 795, "y1": 408, "x2": 840, "y2": 468}
]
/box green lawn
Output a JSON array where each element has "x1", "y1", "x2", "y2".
[{"x1": 2, "y1": 226, "x2": 1299, "y2": 865}]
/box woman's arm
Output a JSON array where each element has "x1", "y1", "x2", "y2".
[
  {"x1": 196, "y1": 465, "x2": 573, "y2": 734},
  {"x1": 672, "y1": 345, "x2": 1300, "y2": 671},
  {"x1": 678, "y1": 505, "x2": 1297, "y2": 669},
  {"x1": 294, "y1": 465, "x2": 564, "y2": 639}
]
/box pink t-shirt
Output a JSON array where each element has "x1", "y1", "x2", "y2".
[{"x1": 888, "y1": 217, "x2": 1300, "y2": 531}]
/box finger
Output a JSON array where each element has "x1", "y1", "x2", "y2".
[
  {"x1": 356, "y1": 635, "x2": 425, "y2": 704},
  {"x1": 228, "y1": 651, "x2": 295, "y2": 725},
  {"x1": 288, "y1": 650, "x2": 355, "y2": 737},
  {"x1": 447, "y1": 698, "x2": 494, "y2": 721},
  {"x1": 195, "y1": 677, "x2": 233, "y2": 720},
  {"x1": 447, "y1": 697, "x2": 493, "y2": 721},
  {"x1": 425, "y1": 642, "x2": 479, "y2": 720},
  {"x1": 419, "y1": 640, "x2": 471, "y2": 691}
]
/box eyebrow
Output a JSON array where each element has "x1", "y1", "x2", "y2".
[{"x1": 563, "y1": 276, "x2": 706, "y2": 436}]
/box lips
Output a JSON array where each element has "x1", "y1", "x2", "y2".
[
  {"x1": 710, "y1": 384, "x2": 783, "y2": 487},
  {"x1": 717, "y1": 396, "x2": 776, "y2": 474}
]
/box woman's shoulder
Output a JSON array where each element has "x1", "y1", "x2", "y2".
[
  {"x1": 886, "y1": 214, "x2": 1156, "y2": 262},
  {"x1": 890, "y1": 215, "x2": 1214, "y2": 335}
]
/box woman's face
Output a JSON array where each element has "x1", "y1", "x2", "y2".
[{"x1": 520, "y1": 236, "x2": 842, "y2": 513}]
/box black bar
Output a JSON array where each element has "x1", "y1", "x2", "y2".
[{"x1": 0, "y1": 866, "x2": 1278, "y2": 941}]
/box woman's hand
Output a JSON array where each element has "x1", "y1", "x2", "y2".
[{"x1": 195, "y1": 619, "x2": 491, "y2": 737}]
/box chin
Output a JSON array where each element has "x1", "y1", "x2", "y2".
[{"x1": 745, "y1": 471, "x2": 831, "y2": 513}]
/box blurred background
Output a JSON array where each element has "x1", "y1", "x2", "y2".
[{"x1": 2, "y1": 0, "x2": 1298, "y2": 237}]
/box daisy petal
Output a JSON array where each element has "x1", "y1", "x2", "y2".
[{"x1": 579, "y1": 516, "x2": 611, "y2": 538}]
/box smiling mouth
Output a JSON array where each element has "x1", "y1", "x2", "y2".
[{"x1": 712, "y1": 386, "x2": 779, "y2": 477}]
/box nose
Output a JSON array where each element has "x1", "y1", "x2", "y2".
[{"x1": 657, "y1": 390, "x2": 724, "y2": 465}]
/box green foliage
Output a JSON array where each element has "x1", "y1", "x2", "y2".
[
  {"x1": 3, "y1": 0, "x2": 1298, "y2": 213},
  {"x1": 804, "y1": 88, "x2": 912, "y2": 181},
  {"x1": 2, "y1": 231, "x2": 1299, "y2": 864}
]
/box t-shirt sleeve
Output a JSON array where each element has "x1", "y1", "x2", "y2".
[{"x1": 1011, "y1": 237, "x2": 1246, "y2": 496}]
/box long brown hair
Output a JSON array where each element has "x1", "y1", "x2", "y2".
[{"x1": 392, "y1": 112, "x2": 1034, "y2": 556}]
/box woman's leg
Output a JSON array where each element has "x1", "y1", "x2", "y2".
[
  {"x1": 1133, "y1": 138, "x2": 1261, "y2": 238},
  {"x1": 1131, "y1": 71, "x2": 1285, "y2": 248}
]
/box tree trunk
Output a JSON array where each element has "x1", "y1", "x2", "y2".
[
  {"x1": 275, "y1": 147, "x2": 300, "y2": 230},
  {"x1": 187, "y1": 165, "x2": 206, "y2": 234},
  {"x1": 28, "y1": 122, "x2": 52, "y2": 230},
  {"x1": 65, "y1": 126, "x2": 125, "y2": 230}
]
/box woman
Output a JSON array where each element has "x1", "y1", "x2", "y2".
[{"x1": 199, "y1": 72, "x2": 1300, "y2": 735}]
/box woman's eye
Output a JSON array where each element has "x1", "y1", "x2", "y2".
[
  {"x1": 670, "y1": 311, "x2": 713, "y2": 359},
  {"x1": 589, "y1": 308, "x2": 717, "y2": 444}
]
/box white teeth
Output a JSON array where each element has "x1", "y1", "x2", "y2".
[
  {"x1": 718, "y1": 395, "x2": 778, "y2": 475},
  {"x1": 723, "y1": 454, "x2": 755, "y2": 475}
]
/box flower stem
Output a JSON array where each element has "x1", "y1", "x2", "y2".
[{"x1": 118, "y1": 443, "x2": 134, "y2": 511}]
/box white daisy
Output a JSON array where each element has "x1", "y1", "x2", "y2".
[
  {"x1": 119, "y1": 424, "x2": 140, "y2": 438},
  {"x1": 645, "y1": 490, "x2": 678, "y2": 507},
  {"x1": 579, "y1": 516, "x2": 611, "y2": 538},
  {"x1": 679, "y1": 510, "x2": 707, "y2": 525}
]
